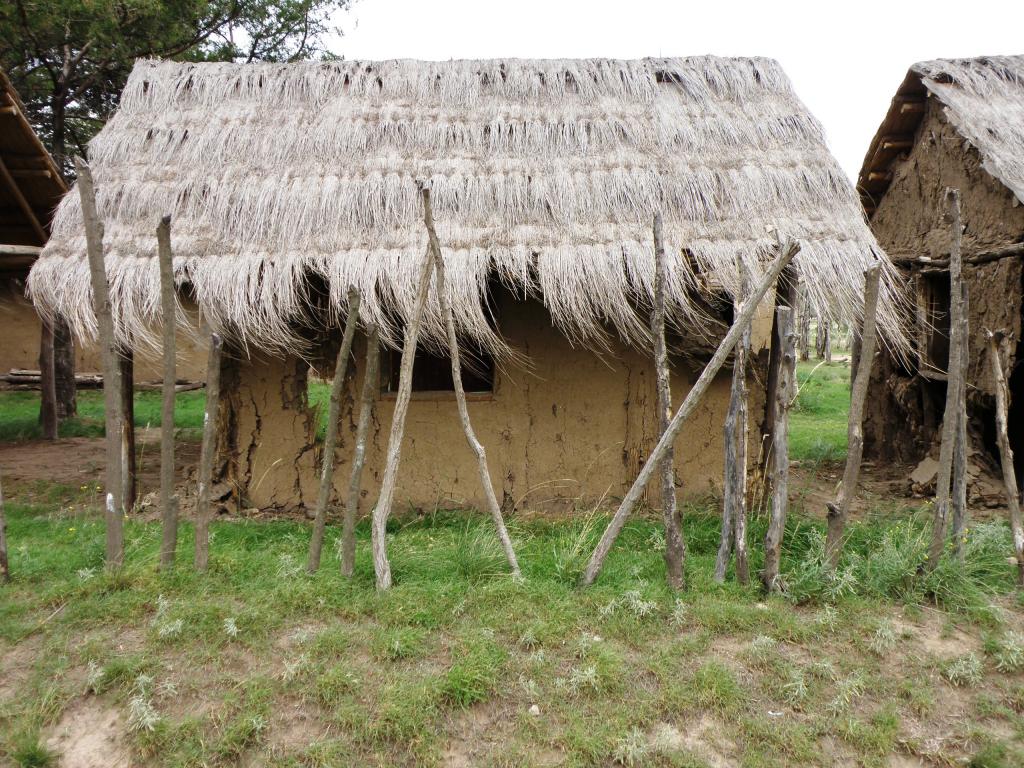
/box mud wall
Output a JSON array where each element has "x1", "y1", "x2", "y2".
[
  {"x1": 221, "y1": 291, "x2": 775, "y2": 514},
  {"x1": 865, "y1": 99, "x2": 1024, "y2": 461}
]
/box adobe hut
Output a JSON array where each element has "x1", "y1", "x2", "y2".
[
  {"x1": 858, "y1": 56, "x2": 1024, "y2": 478},
  {"x1": 30, "y1": 57, "x2": 899, "y2": 513}
]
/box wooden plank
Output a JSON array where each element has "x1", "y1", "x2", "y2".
[{"x1": 194, "y1": 330, "x2": 223, "y2": 572}]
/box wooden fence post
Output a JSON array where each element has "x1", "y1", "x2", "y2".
[
  {"x1": 950, "y1": 283, "x2": 970, "y2": 559},
  {"x1": 75, "y1": 156, "x2": 124, "y2": 569},
  {"x1": 307, "y1": 289, "x2": 361, "y2": 574},
  {"x1": 651, "y1": 212, "x2": 685, "y2": 589},
  {"x1": 824, "y1": 265, "x2": 881, "y2": 569},
  {"x1": 157, "y1": 216, "x2": 179, "y2": 569},
  {"x1": 39, "y1": 320, "x2": 58, "y2": 440},
  {"x1": 341, "y1": 324, "x2": 380, "y2": 577},
  {"x1": 194, "y1": 329, "x2": 223, "y2": 572},
  {"x1": 986, "y1": 330, "x2": 1024, "y2": 586},
  {"x1": 581, "y1": 239, "x2": 800, "y2": 586},
  {"x1": 0, "y1": 469, "x2": 8, "y2": 583},
  {"x1": 928, "y1": 189, "x2": 965, "y2": 569},
  {"x1": 762, "y1": 306, "x2": 796, "y2": 592},
  {"x1": 119, "y1": 350, "x2": 136, "y2": 513}
]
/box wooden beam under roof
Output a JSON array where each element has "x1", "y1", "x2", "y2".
[{"x1": 0, "y1": 155, "x2": 47, "y2": 244}]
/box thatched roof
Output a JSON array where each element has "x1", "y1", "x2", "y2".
[
  {"x1": 30, "y1": 56, "x2": 900, "y2": 354},
  {"x1": 859, "y1": 55, "x2": 1024, "y2": 217}
]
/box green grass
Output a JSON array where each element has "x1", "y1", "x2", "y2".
[{"x1": 791, "y1": 360, "x2": 851, "y2": 464}]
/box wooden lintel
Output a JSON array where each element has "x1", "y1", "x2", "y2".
[
  {"x1": 890, "y1": 241, "x2": 1024, "y2": 269},
  {"x1": 899, "y1": 101, "x2": 926, "y2": 115},
  {"x1": 0, "y1": 156, "x2": 46, "y2": 244},
  {"x1": 0, "y1": 105, "x2": 17, "y2": 117},
  {"x1": 867, "y1": 171, "x2": 893, "y2": 183},
  {"x1": 881, "y1": 139, "x2": 914, "y2": 151},
  {"x1": 0, "y1": 243, "x2": 42, "y2": 256}
]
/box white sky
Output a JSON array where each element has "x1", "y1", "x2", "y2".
[{"x1": 328, "y1": 0, "x2": 1024, "y2": 180}]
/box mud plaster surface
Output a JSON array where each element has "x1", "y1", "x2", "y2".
[
  {"x1": 865, "y1": 99, "x2": 1024, "y2": 462},
  {"x1": 223, "y1": 292, "x2": 775, "y2": 512}
]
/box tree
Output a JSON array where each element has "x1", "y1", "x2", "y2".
[{"x1": 0, "y1": 0, "x2": 351, "y2": 175}]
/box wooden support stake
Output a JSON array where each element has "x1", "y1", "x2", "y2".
[
  {"x1": 194, "y1": 330, "x2": 223, "y2": 572},
  {"x1": 76, "y1": 157, "x2": 124, "y2": 569},
  {"x1": 651, "y1": 212, "x2": 685, "y2": 589},
  {"x1": 928, "y1": 189, "x2": 965, "y2": 569},
  {"x1": 986, "y1": 330, "x2": 1024, "y2": 586},
  {"x1": 341, "y1": 324, "x2": 380, "y2": 577},
  {"x1": 371, "y1": 250, "x2": 436, "y2": 590},
  {"x1": 950, "y1": 283, "x2": 970, "y2": 559},
  {"x1": 307, "y1": 289, "x2": 362, "y2": 574},
  {"x1": 717, "y1": 263, "x2": 751, "y2": 584},
  {"x1": 157, "y1": 216, "x2": 178, "y2": 569},
  {"x1": 38, "y1": 320, "x2": 58, "y2": 440},
  {"x1": 762, "y1": 306, "x2": 796, "y2": 592},
  {"x1": 0, "y1": 470, "x2": 8, "y2": 584},
  {"x1": 119, "y1": 349, "x2": 136, "y2": 514},
  {"x1": 824, "y1": 265, "x2": 881, "y2": 569},
  {"x1": 581, "y1": 239, "x2": 801, "y2": 586},
  {"x1": 423, "y1": 188, "x2": 520, "y2": 576}
]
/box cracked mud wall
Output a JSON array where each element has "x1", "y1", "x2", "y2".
[
  {"x1": 865, "y1": 99, "x2": 1024, "y2": 462},
  {"x1": 223, "y1": 290, "x2": 773, "y2": 514}
]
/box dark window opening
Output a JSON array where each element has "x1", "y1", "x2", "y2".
[
  {"x1": 382, "y1": 345, "x2": 495, "y2": 394},
  {"x1": 916, "y1": 272, "x2": 951, "y2": 377}
]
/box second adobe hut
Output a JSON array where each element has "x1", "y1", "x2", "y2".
[
  {"x1": 29, "y1": 56, "x2": 900, "y2": 515},
  {"x1": 858, "y1": 55, "x2": 1024, "y2": 490}
]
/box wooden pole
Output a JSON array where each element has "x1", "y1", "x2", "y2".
[
  {"x1": 119, "y1": 349, "x2": 136, "y2": 513},
  {"x1": 156, "y1": 216, "x2": 178, "y2": 569},
  {"x1": 76, "y1": 156, "x2": 124, "y2": 569},
  {"x1": 716, "y1": 264, "x2": 751, "y2": 584},
  {"x1": 950, "y1": 283, "x2": 970, "y2": 559},
  {"x1": 824, "y1": 265, "x2": 881, "y2": 569},
  {"x1": 0, "y1": 469, "x2": 8, "y2": 584},
  {"x1": 371, "y1": 248, "x2": 436, "y2": 590},
  {"x1": 581, "y1": 239, "x2": 801, "y2": 586},
  {"x1": 928, "y1": 189, "x2": 965, "y2": 569},
  {"x1": 422, "y1": 188, "x2": 520, "y2": 576},
  {"x1": 761, "y1": 306, "x2": 796, "y2": 592},
  {"x1": 986, "y1": 330, "x2": 1024, "y2": 586},
  {"x1": 341, "y1": 324, "x2": 380, "y2": 577},
  {"x1": 194, "y1": 329, "x2": 223, "y2": 572},
  {"x1": 651, "y1": 212, "x2": 685, "y2": 589},
  {"x1": 38, "y1": 320, "x2": 58, "y2": 440},
  {"x1": 307, "y1": 289, "x2": 362, "y2": 574},
  {"x1": 758, "y1": 265, "x2": 798, "y2": 483}
]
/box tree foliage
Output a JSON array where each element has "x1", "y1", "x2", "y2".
[{"x1": 0, "y1": 0, "x2": 351, "y2": 174}]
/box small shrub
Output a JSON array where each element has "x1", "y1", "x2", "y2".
[
  {"x1": 827, "y1": 673, "x2": 865, "y2": 716},
  {"x1": 989, "y1": 632, "x2": 1024, "y2": 672},
  {"x1": 11, "y1": 732, "x2": 54, "y2": 768},
  {"x1": 612, "y1": 727, "x2": 648, "y2": 767},
  {"x1": 782, "y1": 668, "x2": 809, "y2": 709},
  {"x1": 944, "y1": 653, "x2": 984, "y2": 687},
  {"x1": 868, "y1": 622, "x2": 898, "y2": 655}
]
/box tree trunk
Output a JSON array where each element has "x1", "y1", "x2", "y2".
[
  {"x1": 986, "y1": 330, "x2": 1024, "y2": 586},
  {"x1": 0, "y1": 470, "x2": 8, "y2": 584},
  {"x1": 581, "y1": 239, "x2": 801, "y2": 586},
  {"x1": 38, "y1": 320, "x2": 58, "y2": 440},
  {"x1": 928, "y1": 189, "x2": 965, "y2": 569},
  {"x1": 53, "y1": 318, "x2": 77, "y2": 419},
  {"x1": 950, "y1": 283, "x2": 970, "y2": 559},
  {"x1": 76, "y1": 157, "x2": 124, "y2": 569},
  {"x1": 307, "y1": 289, "x2": 361, "y2": 574},
  {"x1": 342, "y1": 325, "x2": 380, "y2": 577},
  {"x1": 119, "y1": 350, "x2": 136, "y2": 514},
  {"x1": 371, "y1": 239, "x2": 436, "y2": 590},
  {"x1": 157, "y1": 216, "x2": 178, "y2": 569},
  {"x1": 651, "y1": 212, "x2": 685, "y2": 589},
  {"x1": 823, "y1": 323, "x2": 832, "y2": 364},
  {"x1": 194, "y1": 330, "x2": 223, "y2": 572},
  {"x1": 824, "y1": 265, "x2": 881, "y2": 569},
  {"x1": 762, "y1": 306, "x2": 796, "y2": 592},
  {"x1": 717, "y1": 265, "x2": 751, "y2": 584}
]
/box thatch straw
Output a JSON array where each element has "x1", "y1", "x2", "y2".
[
  {"x1": 29, "y1": 56, "x2": 904, "y2": 355},
  {"x1": 913, "y1": 55, "x2": 1024, "y2": 206}
]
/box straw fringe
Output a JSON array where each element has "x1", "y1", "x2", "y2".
[{"x1": 29, "y1": 56, "x2": 906, "y2": 356}]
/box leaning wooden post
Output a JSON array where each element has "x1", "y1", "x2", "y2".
[
  {"x1": 761, "y1": 306, "x2": 796, "y2": 592},
  {"x1": 119, "y1": 349, "x2": 136, "y2": 513},
  {"x1": 950, "y1": 283, "x2": 970, "y2": 559},
  {"x1": 716, "y1": 263, "x2": 752, "y2": 584},
  {"x1": 0, "y1": 469, "x2": 9, "y2": 583},
  {"x1": 986, "y1": 329, "x2": 1024, "y2": 586},
  {"x1": 157, "y1": 216, "x2": 179, "y2": 569},
  {"x1": 76, "y1": 156, "x2": 124, "y2": 569},
  {"x1": 423, "y1": 187, "x2": 521, "y2": 576},
  {"x1": 39, "y1": 320, "x2": 58, "y2": 440},
  {"x1": 371, "y1": 246, "x2": 436, "y2": 590},
  {"x1": 194, "y1": 328, "x2": 223, "y2": 572},
  {"x1": 824, "y1": 264, "x2": 881, "y2": 569},
  {"x1": 581, "y1": 238, "x2": 800, "y2": 586},
  {"x1": 307, "y1": 288, "x2": 361, "y2": 574},
  {"x1": 341, "y1": 324, "x2": 380, "y2": 578},
  {"x1": 651, "y1": 212, "x2": 685, "y2": 589},
  {"x1": 928, "y1": 188, "x2": 965, "y2": 570}
]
